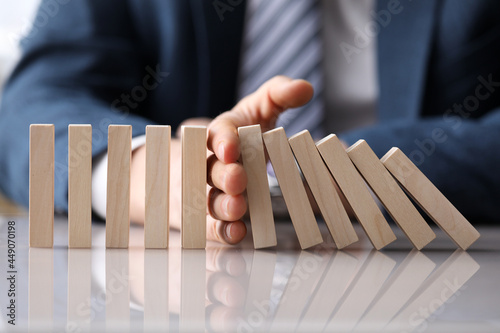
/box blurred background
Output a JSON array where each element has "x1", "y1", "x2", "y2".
[
  {"x1": 0, "y1": 0, "x2": 39, "y2": 100},
  {"x1": 0, "y1": 0, "x2": 39, "y2": 214}
]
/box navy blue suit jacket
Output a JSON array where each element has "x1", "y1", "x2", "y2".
[{"x1": 1, "y1": 0, "x2": 499, "y2": 222}]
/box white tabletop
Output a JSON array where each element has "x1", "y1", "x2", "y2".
[{"x1": 0, "y1": 215, "x2": 499, "y2": 332}]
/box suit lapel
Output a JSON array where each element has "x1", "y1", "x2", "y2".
[
  {"x1": 190, "y1": 0, "x2": 246, "y2": 118},
  {"x1": 377, "y1": 0, "x2": 439, "y2": 121}
]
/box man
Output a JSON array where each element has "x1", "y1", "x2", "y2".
[{"x1": 1, "y1": 0, "x2": 499, "y2": 245}]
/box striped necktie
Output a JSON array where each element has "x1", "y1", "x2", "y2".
[{"x1": 238, "y1": 0, "x2": 324, "y2": 138}]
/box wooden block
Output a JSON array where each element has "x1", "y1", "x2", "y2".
[
  {"x1": 347, "y1": 140, "x2": 436, "y2": 250},
  {"x1": 145, "y1": 125, "x2": 171, "y2": 249},
  {"x1": 238, "y1": 125, "x2": 276, "y2": 249},
  {"x1": 29, "y1": 124, "x2": 54, "y2": 248},
  {"x1": 262, "y1": 127, "x2": 323, "y2": 249},
  {"x1": 106, "y1": 125, "x2": 131, "y2": 248},
  {"x1": 68, "y1": 125, "x2": 92, "y2": 248},
  {"x1": 316, "y1": 134, "x2": 395, "y2": 250},
  {"x1": 289, "y1": 130, "x2": 358, "y2": 249},
  {"x1": 181, "y1": 126, "x2": 207, "y2": 249},
  {"x1": 381, "y1": 147, "x2": 480, "y2": 250}
]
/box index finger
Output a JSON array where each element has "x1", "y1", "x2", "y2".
[{"x1": 207, "y1": 76, "x2": 314, "y2": 164}]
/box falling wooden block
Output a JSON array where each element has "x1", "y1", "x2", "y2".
[
  {"x1": 238, "y1": 125, "x2": 277, "y2": 249},
  {"x1": 68, "y1": 125, "x2": 92, "y2": 248},
  {"x1": 381, "y1": 147, "x2": 480, "y2": 249},
  {"x1": 347, "y1": 140, "x2": 436, "y2": 250},
  {"x1": 106, "y1": 125, "x2": 131, "y2": 248},
  {"x1": 145, "y1": 125, "x2": 170, "y2": 249},
  {"x1": 29, "y1": 124, "x2": 54, "y2": 248},
  {"x1": 262, "y1": 127, "x2": 323, "y2": 249},
  {"x1": 316, "y1": 134, "x2": 395, "y2": 250},
  {"x1": 289, "y1": 130, "x2": 357, "y2": 249},
  {"x1": 181, "y1": 126, "x2": 207, "y2": 249}
]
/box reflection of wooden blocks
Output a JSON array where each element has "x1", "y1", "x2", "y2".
[
  {"x1": 316, "y1": 135, "x2": 395, "y2": 250},
  {"x1": 106, "y1": 125, "x2": 132, "y2": 248},
  {"x1": 357, "y1": 250, "x2": 435, "y2": 331},
  {"x1": 347, "y1": 140, "x2": 436, "y2": 250},
  {"x1": 68, "y1": 125, "x2": 92, "y2": 248},
  {"x1": 382, "y1": 148, "x2": 480, "y2": 249},
  {"x1": 262, "y1": 127, "x2": 323, "y2": 249},
  {"x1": 325, "y1": 251, "x2": 396, "y2": 332},
  {"x1": 180, "y1": 249, "x2": 206, "y2": 332},
  {"x1": 145, "y1": 125, "x2": 170, "y2": 249},
  {"x1": 29, "y1": 124, "x2": 54, "y2": 248},
  {"x1": 238, "y1": 125, "x2": 276, "y2": 249},
  {"x1": 181, "y1": 126, "x2": 207, "y2": 249},
  {"x1": 289, "y1": 130, "x2": 357, "y2": 249}
]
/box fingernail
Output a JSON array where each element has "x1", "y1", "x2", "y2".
[
  {"x1": 225, "y1": 223, "x2": 233, "y2": 241},
  {"x1": 218, "y1": 143, "x2": 225, "y2": 161},
  {"x1": 223, "y1": 196, "x2": 231, "y2": 216}
]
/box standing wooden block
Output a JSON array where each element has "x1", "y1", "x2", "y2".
[
  {"x1": 68, "y1": 125, "x2": 92, "y2": 248},
  {"x1": 106, "y1": 125, "x2": 131, "y2": 248},
  {"x1": 238, "y1": 125, "x2": 276, "y2": 249},
  {"x1": 289, "y1": 130, "x2": 357, "y2": 249},
  {"x1": 181, "y1": 126, "x2": 207, "y2": 249},
  {"x1": 381, "y1": 147, "x2": 480, "y2": 249},
  {"x1": 347, "y1": 140, "x2": 436, "y2": 250},
  {"x1": 316, "y1": 134, "x2": 395, "y2": 250},
  {"x1": 29, "y1": 124, "x2": 54, "y2": 248},
  {"x1": 145, "y1": 125, "x2": 171, "y2": 249},
  {"x1": 262, "y1": 127, "x2": 323, "y2": 249}
]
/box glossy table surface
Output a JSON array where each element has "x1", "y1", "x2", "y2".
[{"x1": 0, "y1": 214, "x2": 499, "y2": 332}]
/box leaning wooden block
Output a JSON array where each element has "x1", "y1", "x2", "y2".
[
  {"x1": 316, "y1": 134, "x2": 395, "y2": 250},
  {"x1": 262, "y1": 127, "x2": 323, "y2": 249},
  {"x1": 68, "y1": 125, "x2": 92, "y2": 248},
  {"x1": 347, "y1": 140, "x2": 436, "y2": 250},
  {"x1": 381, "y1": 147, "x2": 480, "y2": 250},
  {"x1": 145, "y1": 125, "x2": 171, "y2": 249},
  {"x1": 238, "y1": 125, "x2": 277, "y2": 249},
  {"x1": 181, "y1": 126, "x2": 207, "y2": 249},
  {"x1": 106, "y1": 125, "x2": 132, "y2": 248},
  {"x1": 29, "y1": 124, "x2": 54, "y2": 248},
  {"x1": 289, "y1": 130, "x2": 357, "y2": 249}
]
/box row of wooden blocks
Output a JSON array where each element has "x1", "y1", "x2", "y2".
[{"x1": 29, "y1": 124, "x2": 480, "y2": 250}]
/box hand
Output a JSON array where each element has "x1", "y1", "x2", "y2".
[
  {"x1": 206, "y1": 76, "x2": 314, "y2": 244},
  {"x1": 130, "y1": 76, "x2": 314, "y2": 245}
]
